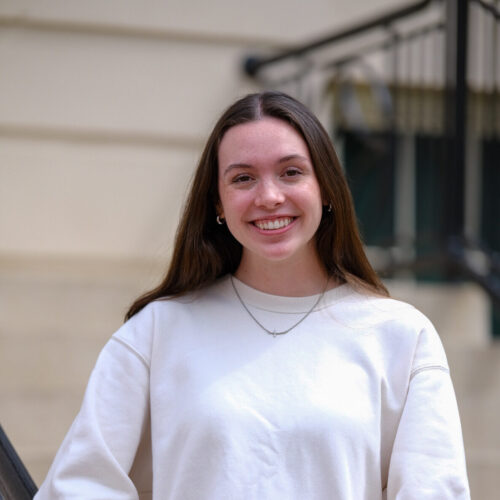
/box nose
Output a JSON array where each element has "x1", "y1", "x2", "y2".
[{"x1": 255, "y1": 179, "x2": 285, "y2": 208}]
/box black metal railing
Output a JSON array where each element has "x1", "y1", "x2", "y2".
[
  {"x1": 243, "y1": 0, "x2": 435, "y2": 77},
  {"x1": 243, "y1": 0, "x2": 500, "y2": 326},
  {"x1": 0, "y1": 425, "x2": 37, "y2": 499}
]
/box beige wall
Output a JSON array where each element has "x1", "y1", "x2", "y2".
[{"x1": 0, "y1": 0, "x2": 402, "y2": 261}]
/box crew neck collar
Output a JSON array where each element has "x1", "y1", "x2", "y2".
[{"x1": 227, "y1": 275, "x2": 354, "y2": 314}]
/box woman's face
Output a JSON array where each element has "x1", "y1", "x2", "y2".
[{"x1": 217, "y1": 117, "x2": 324, "y2": 270}]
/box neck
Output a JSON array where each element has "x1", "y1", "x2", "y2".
[{"x1": 234, "y1": 252, "x2": 332, "y2": 297}]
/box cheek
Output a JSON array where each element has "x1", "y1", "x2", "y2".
[
  {"x1": 218, "y1": 189, "x2": 246, "y2": 220},
  {"x1": 297, "y1": 183, "x2": 323, "y2": 210}
]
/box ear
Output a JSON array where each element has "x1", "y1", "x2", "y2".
[
  {"x1": 215, "y1": 202, "x2": 224, "y2": 219},
  {"x1": 321, "y1": 190, "x2": 328, "y2": 207}
]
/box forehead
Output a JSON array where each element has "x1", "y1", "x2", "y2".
[{"x1": 218, "y1": 117, "x2": 310, "y2": 166}]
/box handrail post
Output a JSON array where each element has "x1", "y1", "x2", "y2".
[{"x1": 443, "y1": 0, "x2": 469, "y2": 266}]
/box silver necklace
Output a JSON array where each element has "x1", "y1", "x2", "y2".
[{"x1": 230, "y1": 275, "x2": 329, "y2": 337}]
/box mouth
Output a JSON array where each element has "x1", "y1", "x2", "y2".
[{"x1": 253, "y1": 217, "x2": 295, "y2": 231}]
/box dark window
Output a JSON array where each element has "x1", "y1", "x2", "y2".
[
  {"x1": 340, "y1": 130, "x2": 395, "y2": 247},
  {"x1": 481, "y1": 138, "x2": 500, "y2": 338},
  {"x1": 415, "y1": 133, "x2": 447, "y2": 281}
]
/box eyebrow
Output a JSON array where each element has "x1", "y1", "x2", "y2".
[
  {"x1": 222, "y1": 154, "x2": 310, "y2": 176},
  {"x1": 278, "y1": 154, "x2": 310, "y2": 164}
]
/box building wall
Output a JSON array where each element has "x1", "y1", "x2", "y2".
[{"x1": 0, "y1": 0, "x2": 402, "y2": 261}]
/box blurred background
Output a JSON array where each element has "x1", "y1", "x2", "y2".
[{"x1": 1, "y1": 0, "x2": 499, "y2": 497}]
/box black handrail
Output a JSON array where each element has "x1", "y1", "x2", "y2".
[
  {"x1": 323, "y1": 21, "x2": 444, "y2": 73},
  {"x1": 244, "y1": 0, "x2": 436, "y2": 76},
  {"x1": 472, "y1": 0, "x2": 500, "y2": 19},
  {"x1": 0, "y1": 425, "x2": 37, "y2": 499}
]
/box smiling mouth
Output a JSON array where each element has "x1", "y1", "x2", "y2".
[{"x1": 253, "y1": 217, "x2": 295, "y2": 230}]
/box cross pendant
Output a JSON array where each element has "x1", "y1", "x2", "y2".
[{"x1": 272, "y1": 331, "x2": 277, "y2": 338}]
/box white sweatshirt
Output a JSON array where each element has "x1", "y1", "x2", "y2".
[{"x1": 35, "y1": 276, "x2": 470, "y2": 499}]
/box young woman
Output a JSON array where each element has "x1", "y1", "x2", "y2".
[{"x1": 35, "y1": 91, "x2": 470, "y2": 499}]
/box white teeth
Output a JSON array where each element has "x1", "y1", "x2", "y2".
[{"x1": 255, "y1": 217, "x2": 293, "y2": 230}]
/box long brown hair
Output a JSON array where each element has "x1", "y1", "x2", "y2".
[{"x1": 125, "y1": 91, "x2": 387, "y2": 320}]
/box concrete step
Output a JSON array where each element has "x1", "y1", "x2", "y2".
[
  {"x1": 448, "y1": 346, "x2": 500, "y2": 453},
  {"x1": 1, "y1": 391, "x2": 84, "y2": 485},
  {"x1": 0, "y1": 257, "x2": 157, "y2": 485}
]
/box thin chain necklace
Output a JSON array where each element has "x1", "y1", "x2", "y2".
[{"x1": 230, "y1": 275, "x2": 329, "y2": 337}]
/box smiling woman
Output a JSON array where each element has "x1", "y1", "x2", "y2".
[
  {"x1": 34, "y1": 92, "x2": 470, "y2": 500},
  {"x1": 124, "y1": 90, "x2": 388, "y2": 312},
  {"x1": 217, "y1": 117, "x2": 325, "y2": 294}
]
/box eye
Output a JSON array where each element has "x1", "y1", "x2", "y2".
[
  {"x1": 232, "y1": 173, "x2": 253, "y2": 184},
  {"x1": 282, "y1": 168, "x2": 302, "y2": 178}
]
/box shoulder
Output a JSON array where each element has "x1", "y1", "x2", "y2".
[
  {"x1": 112, "y1": 276, "x2": 234, "y2": 363},
  {"x1": 336, "y1": 288, "x2": 448, "y2": 370},
  {"x1": 336, "y1": 287, "x2": 433, "y2": 332}
]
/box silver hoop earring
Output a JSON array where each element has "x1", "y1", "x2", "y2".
[
  {"x1": 216, "y1": 215, "x2": 225, "y2": 225},
  {"x1": 327, "y1": 203, "x2": 332, "y2": 213}
]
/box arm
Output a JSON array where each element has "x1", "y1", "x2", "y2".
[
  {"x1": 35, "y1": 335, "x2": 150, "y2": 499},
  {"x1": 386, "y1": 327, "x2": 470, "y2": 499}
]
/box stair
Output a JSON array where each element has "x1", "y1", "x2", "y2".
[{"x1": 0, "y1": 257, "x2": 159, "y2": 484}]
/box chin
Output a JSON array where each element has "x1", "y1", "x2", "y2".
[{"x1": 254, "y1": 246, "x2": 305, "y2": 263}]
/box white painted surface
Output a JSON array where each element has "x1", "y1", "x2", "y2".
[
  {"x1": 0, "y1": 0, "x2": 404, "y2": 43},
  {"x1": 1, "y1": 137, "x2": 199, "y2": 258},
  {"x1": 0, "y1": 27, "x2": 254, "y2": 138}
]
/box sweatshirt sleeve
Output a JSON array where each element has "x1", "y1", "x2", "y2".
[
  {"x1": 35, "y1": 310, "x2": 153, "y2": 500},
  {"x1": 386, "y1": 321, "x2": 470, "y2": 499}
]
